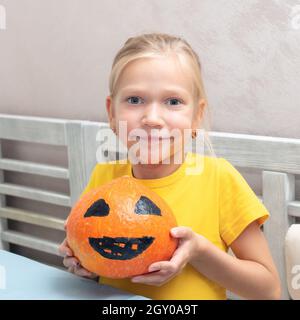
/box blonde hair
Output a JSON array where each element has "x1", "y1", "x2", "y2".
[{"x1": 108, "y1": 32, "x2": 216, "y2": 158}]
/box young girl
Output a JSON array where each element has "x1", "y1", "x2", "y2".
[{"x1": 59, "y1": 33, "x2": 281, "y2": 300}]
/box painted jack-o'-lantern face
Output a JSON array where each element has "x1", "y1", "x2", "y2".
[{"x1": 66, "y1": 176, "x2": 178, "y2": 279}]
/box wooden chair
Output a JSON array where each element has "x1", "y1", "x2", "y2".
[{"x1": 0, "y1": 114, "x2": 299, "y2": 299}]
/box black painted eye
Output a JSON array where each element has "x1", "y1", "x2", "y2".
[
  {"x1": 134, "y1": 196, "x2": 161, "y2": 216},
  {"x1": 84, "y1": 198, "x2": 110, "y2": 217}
]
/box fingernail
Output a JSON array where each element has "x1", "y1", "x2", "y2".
[
  {"x1": 149, "y1": 266, "x2": 159, "y2": 272},
  {"x1": 171, "y1": 229, "x2": 178, "y2": 236}
]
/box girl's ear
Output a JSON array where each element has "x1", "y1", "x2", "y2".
[
  {"x1": 192, "y1": 98, "x2": 206, "y2": 129},
  {"x1": 106, "y1": 95, "x2": 116, "y2": 131}
]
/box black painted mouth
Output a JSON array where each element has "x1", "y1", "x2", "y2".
[{"x1": 88, "y1": 236, "x2": 155, "y2": 260}]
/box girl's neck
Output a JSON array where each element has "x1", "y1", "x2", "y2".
[{"x1": 131, "y1": 151, "x2": 187, "y2": 179}]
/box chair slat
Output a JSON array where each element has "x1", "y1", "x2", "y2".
[
  {"x1": 0, "y1": 114, "x2": 67, "y2": 145},
  {"x1": 0, "y1": 140, "x2": 9, "y2": 250},
  {"x1": 0, "y1": 158, "x2": 69, "y2": 179},
  {"x1": 288, "y1": 201, "x2": 300, "y2": 218},
  {"x1": 0, "y1": 183, "x2": 71, "y2": 207},
  {"x1": 207, "y1": 132, "x2": 300, "y2": 174},
  {"x1": 0, "y1": 230, "x2": 60, "y2": 255},
  {"x1": 263, "y1": 171, "x2": 296, "y2": 300},
  {"x1": 0, "y1": 206, "x2": 65, "y2": 230}
]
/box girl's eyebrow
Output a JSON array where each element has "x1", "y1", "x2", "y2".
[{"x1": 119, "y1": 85, "x2": 189, "y2": 96}]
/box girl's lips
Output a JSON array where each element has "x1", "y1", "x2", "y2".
[
  {"x1": 142, "y1": 136, "x2": 169, "y2": 140},
  {"x1": 131, "y1": 135, "x2": 175, "y2": 143},
  {"x1": 138, "y1": 137, "x2": 173, "y2": 143}
]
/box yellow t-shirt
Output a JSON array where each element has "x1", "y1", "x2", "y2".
[{"x1": 80, "y1": 152, "x2": 269, "y2": 300}]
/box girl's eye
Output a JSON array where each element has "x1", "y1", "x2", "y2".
[
  {"x1": 166, "y1": 98, "x2": 182, "y2": 106},
  {"x1": 126, "y1": 96, "x2": 183, "y2": 106},
  {"x1": 127, "y1": 96, "x2": 143, "y2": 104}
]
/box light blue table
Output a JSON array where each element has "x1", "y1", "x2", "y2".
[{"x1": 0, "y1": 250, "x2": 149, "y2": 300}]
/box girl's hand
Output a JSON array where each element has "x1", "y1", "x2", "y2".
[
  {"x1": 130, "y1": 226, "x2": 207, "y2": 286},
  {"x1": 59, "y1": 220, "x2": 98, "y2": 279},
  {"x1": 59, "y1": 238, "x2": 98, "y2": 279}
]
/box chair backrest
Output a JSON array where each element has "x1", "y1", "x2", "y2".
[
  {"x1": 0, "y1": 114, "x2": 102, "y2": 255},
  {"x1": 208, "y1": 132, "x2": 300, "y2": 300},
  {"x1": 0, "y1": 113, "x2": 299, "y2": 299}
]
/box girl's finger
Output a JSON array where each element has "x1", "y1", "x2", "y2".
[
  {"x1": 171, "y1": 226, "x2": 193, "y2": 239},
  {"x1": 148, "y1": 261, "x2": 177, "y2": 274},
  {"x1": 58, "y1": 239, "x2": 67, "y2": 256},
  {"x1": 74, "y1": 266, "x2": 97, "y2": 278},
  {"x1": 63, "y1": 256, "x2": 80, "y2": 268},
  {"x1": 58, "y1": 238, "x2": 73, "y2": 257},
  {"x1": 64, "y1": 218, "x2": 68, "y2": 231},
  {"x1": 68, "y1": 266, "x2": 75, "y2": 274},
  {"x1": 168, "y1": 245, "x2": 190, "y2": 269},
  {"x1": 131, "y1": 271, "x2": 172, "y2": 285}
]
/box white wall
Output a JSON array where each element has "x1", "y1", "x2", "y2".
[
  {"x1": 0, "y1": 0, "x2": 299, "y2": 137},
  {"x1": 0, "y1": 0, "x2": 299, "y2": 265}
]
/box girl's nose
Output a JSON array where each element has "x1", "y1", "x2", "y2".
[{"x1": 141, "y1": 103, "x2": 165, "y2": 127}]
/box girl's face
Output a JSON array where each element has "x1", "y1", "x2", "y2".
[{"x1": 106, "y1": 55, "x2": 205, "y2": 164}]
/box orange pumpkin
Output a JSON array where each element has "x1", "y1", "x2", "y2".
[{"x1": 66, "y1": 175, "x2": 178, "y2": 279}]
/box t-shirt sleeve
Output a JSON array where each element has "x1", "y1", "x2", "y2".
[
  {"x1": 79, "y1": 162, "x2": 117, "y2": 197},
  {"x1": 218, "y1": 158, "x2": 270, "y2": 246},
  {"x1": 79, "y1": 165, "x2": 100, "y2": 197}
]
